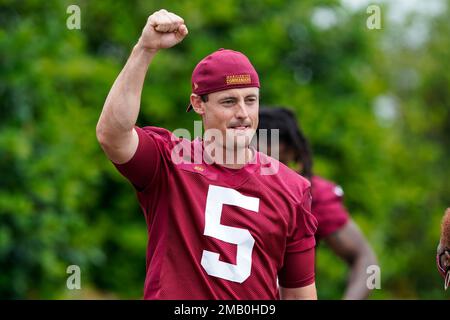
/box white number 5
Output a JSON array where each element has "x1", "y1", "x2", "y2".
[{"x1": 201, "y1": 185, "x2": 260, "y2": 283}]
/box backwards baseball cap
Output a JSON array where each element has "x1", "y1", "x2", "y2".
[{"x1": 186, "y1": 48, "x2": 260, "y2": 112}]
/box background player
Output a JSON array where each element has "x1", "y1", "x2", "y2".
[
  {"x1": 257, "y1": 107, "x2": 378, "y2": 299},
  {"x1": 96, "y1": 9, "x2": 318, "y2": 299}
]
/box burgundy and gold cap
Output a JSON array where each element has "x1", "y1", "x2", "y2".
[{"x1": 186, "y1": 48, "x2": 260, "y2": 112}]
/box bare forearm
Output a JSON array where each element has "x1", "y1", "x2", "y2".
[
  {"x1": 325, "y1": 221, "x2": 378, "y2": 300},
  {"x1": 343, "y1": 251, "x2": 377, "y2": 300},
  {"x1": 97, "y1": 42, "x2": 156, "y2": 140}
]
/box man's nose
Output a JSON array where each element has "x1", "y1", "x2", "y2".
[{"x1": 235, "y1": 100, "x2": 249, "y2": 119}]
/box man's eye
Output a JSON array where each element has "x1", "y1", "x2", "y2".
[
  {"x1": 223, "y1": 100, "x2": 234, "y2": 105},
  {"x1": 246, "y1": 98, "x2": 257, "y2": 103}
]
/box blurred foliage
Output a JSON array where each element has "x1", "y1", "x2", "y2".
[{"x1": 0, "y1": 0, "x2": 449, "y2": 299}]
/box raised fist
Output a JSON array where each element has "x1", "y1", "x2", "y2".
[{"x1": 138, "y1": 9, "x2": 188, "y2": 51}]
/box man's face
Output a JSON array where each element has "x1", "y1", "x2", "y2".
[{"x1": 200, "y1": 87, "x2": 259, "y2": 150}]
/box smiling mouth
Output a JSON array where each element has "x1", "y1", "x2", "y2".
[{"x1": 228, "y1": 125, "x2": 251, "y2": 130}]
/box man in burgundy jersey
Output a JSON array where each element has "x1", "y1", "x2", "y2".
[
  {"x1": 257, "y1": 107, "x2": 378, "y2": 299},
  {"x1": 96, "y1": 9, "x2": 318, "y2": 299}
]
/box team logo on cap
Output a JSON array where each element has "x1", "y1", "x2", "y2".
[{"x1": 226, "y1": 74, "x2": 252, "y2": 85}]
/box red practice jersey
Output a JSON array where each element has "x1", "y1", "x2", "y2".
[
  {"x1": 113, "y1": 126, "x2": 318, "y2": 299},
  {"x1": 311, "y1": 176, "x2": 350, "y2": 242}
]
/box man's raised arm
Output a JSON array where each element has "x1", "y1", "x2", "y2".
[{"x1": 96, "y1": 9, "x2": 188, "y2": 164}]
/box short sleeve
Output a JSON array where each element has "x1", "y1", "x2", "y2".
[
  {"x1": 286, "y1": 188, "x2": 317, "y2": 253},
  {"x1": 278, "y1": 188, "x2": 318, "y2": 288},
  {"x1": 113, "y1": 126, "x2": 173, "y2": 191},
  {"x1": 278, "y1": 246, "x2": 315, "y2": 288},
  {"x1": 312, "y1": 180, "x2": 350, "y2": 241}
]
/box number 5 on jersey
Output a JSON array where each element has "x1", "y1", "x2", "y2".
[{"x1": 201, "y1": 185, "x2": 260, "y2": 283}]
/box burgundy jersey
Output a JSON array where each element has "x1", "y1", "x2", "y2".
[
  {"x1": 113, "y1": 126, "x2": 317, "y2": 299},
  {"x1": 311, "y1": 176, "x2": 350, "y2": 241}
]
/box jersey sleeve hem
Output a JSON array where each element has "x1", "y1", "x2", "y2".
[{"x1": 279, "y1": 273, "x2": 315, "y2": 289}]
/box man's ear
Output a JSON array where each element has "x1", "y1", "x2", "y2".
[{"x1": 190, "y1": 94, "x2": 205, "y2": 115}]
